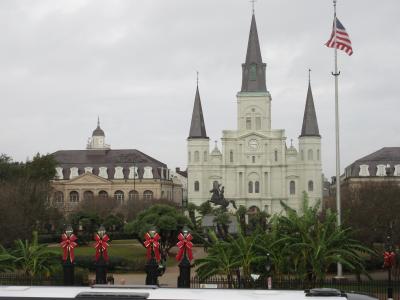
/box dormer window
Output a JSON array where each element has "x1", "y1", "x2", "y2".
[
  {"x1": 359, "y1": 164, "x2": 369, "y2": 177},
  {"x1": 376, "y1": 165, "x2": 386, "y2": 176},
  {"x1": 249, "y1": 64, "x2": 257, "y2": 81}
]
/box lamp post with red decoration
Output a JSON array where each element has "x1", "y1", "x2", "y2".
[
  {"x1": 384, "y1": 221, "x2": 396, "y2": 300},
  {"x1": 176, "y1": 227, "x2": 193, "y2": 288},
  {"x1": 60, "y1": 225, "x2": 78, "y2": 286},
  {"x1": 144, "y1": 228, "x2": 161, "y2": 285},
  {"x1": 94, "y1": 225, "x2": 110, "y2": 284}
]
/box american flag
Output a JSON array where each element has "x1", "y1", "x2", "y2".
[{"x1": 325, "y1": 17, "x2": 353, "y2": 56}]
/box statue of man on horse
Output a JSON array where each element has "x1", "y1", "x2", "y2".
[{"x1": 209, "y1": 182, "x2": 237, "y2": 210}]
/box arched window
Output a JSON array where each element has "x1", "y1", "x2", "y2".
[
  {"x1": 194, "y1": 151, "x2": 199, "y2": 162},
  {"x1": 54, "y1": 191, "x2": 64, "y2": 203},
  {"x1": 188, "y1": 152, "x2": 191, "y2": 162},
  {"x1": 114, "y1": 190, "x2": 124, "y2": 203},
  {"x1": 308, "y1": 149, "x2": 313, "y2": 160},
  {"x1": 194, "y1": 181, "x2": 200, "y2": 192},
  {"x1": 256, "y1": 117, "x2": 261, "y2": 130},
  {"x1": 246, "y1": 117, "x2": 251, "y2": 130},
  {"x1": 308, "y1": 180, "x2": 314, "y2": 192},
  {"x1": 83, "y1": 191, "x2": 94, "y2": 201},
  {"x1": 248, "y1": 181, "x2": 253, "y2": 193},
  {"x1": 129, "y1": 190, "x2": 139, "y2": 201},
  {"x1": 230, "y1": 150, "x2": 234, "y2": 163},
  {"x1": 143, "y1": 190, "x2": 153, "y2": 200},
  {"x1": 252, "y1": 156, "x2": 255, "y2": 163},
  {"x1": 99, "y1": 190, "x2": 108, "y2": 199},
  {"x1": 255, "y1": 181, "x2": 260, "y2": 193},
  {"x1": 204, "y1": 151, "x2": 208, "y2": 162},
  {"x1": 301, "y1": 150, "x2": 304, "y2": 161},
  {"x1": 114, "y1": 190, "x2": 125, "y2": 203},
  {"x1": 249, "y1": 64, "x2": 257, "y2": 81},
  {"x1": 289, "y1": 181, "x2": 296, "y2": 195},
  {"x1": 69, "y1": 191, "x2": 79, "y2": 202},
  {"x1": 317, "y1": 149, "x2": 320, "y2": 161},
  {"x1": 274, "y1": 150, "x2": 278, "y2": 162}
]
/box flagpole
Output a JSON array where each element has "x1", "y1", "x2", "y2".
[{"x1": 332, "y1": 0, "x2": 343, "y2": 278}]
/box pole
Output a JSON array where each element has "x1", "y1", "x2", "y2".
[{"x1": 332, "y1": 0, "x2": 343, "y2": 278}]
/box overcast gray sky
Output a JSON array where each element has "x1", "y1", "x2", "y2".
[{"x1": 0, "y1": 0, "x2": 399, "y2": 178}]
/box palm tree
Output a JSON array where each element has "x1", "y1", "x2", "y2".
[
  {"x1": 276, "y1": 192, "x2": 374, "y2": 281},
  {"x1": 12, "y1": 231, "x2": 59, "y2": 277},
  {"x1": 195, "y1": 231, "x2": 239, "y2": 286},
  {"x1": 0, "y1": 246, "x2": 15, "y2": 272}
]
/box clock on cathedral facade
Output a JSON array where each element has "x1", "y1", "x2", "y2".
[{"x1": 187, "y1": 13, "x2": 322, "y2": 214}]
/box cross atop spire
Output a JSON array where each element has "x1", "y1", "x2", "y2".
[
  {"x1": 196, "y1": 71, "x2": 199, "y2": 86},
  {"x1": 97, "y1": 116, "x2": 100, "y2": 127},
  {"x1": 250, "y1": 0, "x2": 257, "y2": 14},
  {"x1": 308, "y1": 68, "x2": 312, "y2": 84}
]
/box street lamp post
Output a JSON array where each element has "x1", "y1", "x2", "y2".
[
  {"x1": 94, "y1": 225, "x2": 109, "y2": 284},
  {"x1": 384, "y1": 222, "x2": 395, "y2": 300},
  {"x1": 60, "y1": 225, "x2": 77, "y2": 286},
  {"x1": 176, "y1": 227, "x2": 193, "y2": 288},
  {"x1": 265, "y1": 253, "x2": 272, "y2": 290}
]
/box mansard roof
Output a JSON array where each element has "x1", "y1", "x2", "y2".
[
  {"x1": 300, "y1": 82, "x2": 320, "y2": 137},
  {"x1": 188, "y1": 85, "x2": 208, "y2": 139},
  {"x1": 53, "y1": 149, "x2": 168, "y2": 180},
  {"x1": 345, "y1": 147, "x2": 400, "y2": 177}
]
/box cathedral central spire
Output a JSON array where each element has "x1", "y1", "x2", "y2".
[{"x1": 241, "y1": 13, "x2": 267, "y2": 92}]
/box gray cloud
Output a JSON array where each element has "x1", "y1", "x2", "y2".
[{"x1": 0, "y1": 0, "x2": 399, "y2": 178}]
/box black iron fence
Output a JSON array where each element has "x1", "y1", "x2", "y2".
[
  {"x1": 0, "y1": 273, "x2": 87, "y2": 286},
  {"x1": 191, "y1": 276, "x2": 400, "y2": 300}
]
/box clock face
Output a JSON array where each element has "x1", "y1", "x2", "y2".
[{"x1": 249, "y1": 139, "x2": 258, "y2": 151}]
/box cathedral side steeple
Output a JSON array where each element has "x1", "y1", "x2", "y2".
[
  {"x1": 188, "y1": 84, "x2": 208, "y2": 139},
  {"x1": 241, "y1": 13, "x2": 267, "y2": 93},
  {"x1": 300, "y1": 78, "x2": 320, "y2": 137}
]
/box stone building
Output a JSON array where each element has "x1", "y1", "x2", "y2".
[
  {"x1": 187, "y1": 13, "x2": 323, "y2": 214},
  {"x1": 51, "y1": 119, "x2": 183, "y2": 213}
]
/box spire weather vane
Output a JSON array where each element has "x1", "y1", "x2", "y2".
[{"x1": 308, "y1": 68, "x2": 312, "y2": 83}]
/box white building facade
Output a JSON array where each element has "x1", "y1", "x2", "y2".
[{"x1": 187, "y1": 14, "x2": 322, "y2": 214}]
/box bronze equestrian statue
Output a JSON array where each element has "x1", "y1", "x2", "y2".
[{"x1": 209, "y1": 182, "x2": 237, "y2": 210}]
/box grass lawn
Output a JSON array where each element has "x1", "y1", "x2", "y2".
[{"x1": 48, "y1": 239, "x2": 146, "y2": 261}]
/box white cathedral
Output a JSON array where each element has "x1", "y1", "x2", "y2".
[{"x1": 187, "y1": 13, "x2": 323, "y2": 214}]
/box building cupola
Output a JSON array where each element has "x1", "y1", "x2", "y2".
[{"x1": 87, "y1": 117, "x2": 110, "y2": 150}]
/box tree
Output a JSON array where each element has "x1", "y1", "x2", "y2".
[
  {"x1": 275, "y1": 192, "x2": 374, "y2": 281},
  {"x1": 0, "y1": 153, "x2": 57, "y2": 246},
  {"x1": 195, "y1": 231, "x2": 239, "y2": 286},
  {"x1": 0, "y1": 246, "x2": 15, "y2": 272},
  {"x1": 12, "y1": 231, "x2": 59, "y2": 277},
  {"x1": 196, "y1": 192, "x2": 373, "y2": 282},
  {"x1": 78, "y1": 196, "x2": 119, "y2": 220},
  {"x1": 337, "y1": 181, "x2": 400, "y2": 245},
  {"x1": 124, "y1": 204, "x2": 192, "y2": 259},
  {"x1": 236, "y1": 205, "x2": 247, "y2": 233}
]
